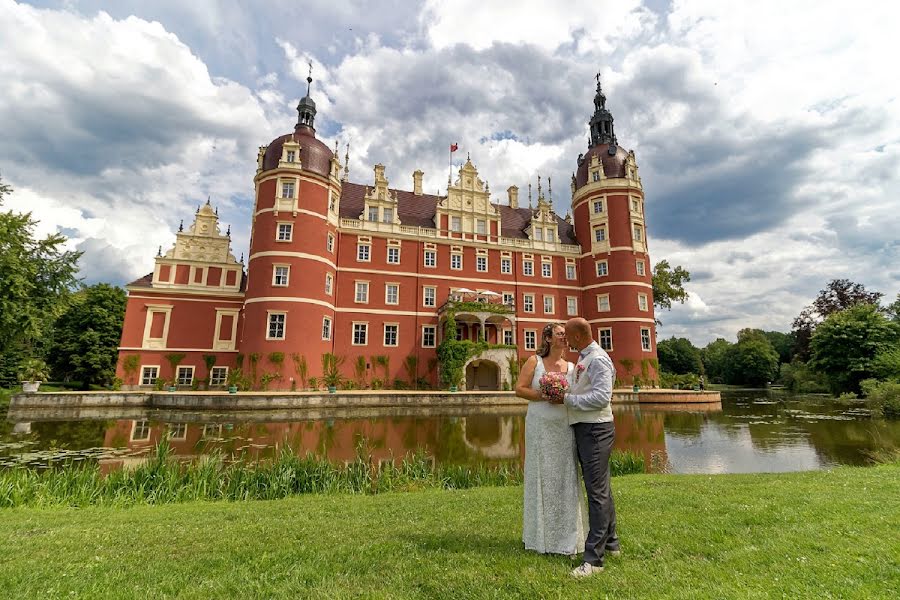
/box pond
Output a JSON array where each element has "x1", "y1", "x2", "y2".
[{"x1": 2, "y1": 391, "x2": 898, "y2": 474}]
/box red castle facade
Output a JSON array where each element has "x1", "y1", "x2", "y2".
[{"x1": 117, "y1": 76, "x2": 658, "y2": 390}]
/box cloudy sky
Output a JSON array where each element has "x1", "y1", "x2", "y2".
[{"x1": 1, "y1": 0, "x2": 898, "y2": 346}]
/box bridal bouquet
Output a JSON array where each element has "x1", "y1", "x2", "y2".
[{"x1": 538, "y1": 371, "x2": 569, "y2": 403}]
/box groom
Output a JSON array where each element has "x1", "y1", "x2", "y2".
[{"x1": 553, "y1": 317, "x2": 619, "y2": 578}]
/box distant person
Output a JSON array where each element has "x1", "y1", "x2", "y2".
[
  {"x1": 550, "y1": 317, "x2": 619, "y2": 578},
  {"x1": 516, "y1": 322, "x2": 585, "y2": 558},
  {"x1": 699, "y1": 375, "x2": 705, "y2": 390}
]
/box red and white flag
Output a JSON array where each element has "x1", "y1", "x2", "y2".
[{"x1": 450, "y1": 142, "x2": 459, "y2": 152}]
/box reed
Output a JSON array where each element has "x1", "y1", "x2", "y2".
[{"x1": 0, "y1": 441, "x2": 644, "y2": 508}]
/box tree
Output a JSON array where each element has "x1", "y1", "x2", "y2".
[
  {"x1": 885, "y1": 293, "x2": 900, "y2": 323},
  {"x1": 809, "y1": 303, "x2": 900, "y2": 394},
  {"x1": 761, "y1": 330, "x2": 795, "y2": 364},
  {"x1": 47, "y1": 284, "x2": 126, "y2": 388},
  {"x1": 651, "y1": 260, "x2": 691, "y2": 324},
  {"x1": 729, "y1": 330, "x2": 780, "y2": 386},
  {"x1": 0, "y1": 175, "x2": 81, "y2": 384},
  {"x1": 792, "y1": 279, "x2": 883, "y2": 360},
  {"x1": 702, "y1": 338, "x2": 734, "y2": 384},
  {"x1": 657, "y1": 337, "x2": 702, "y2": 375}
]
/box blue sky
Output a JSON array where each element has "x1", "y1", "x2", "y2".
[{"x1": 1, "y1": 0, "x2": 898, "y2": 346}]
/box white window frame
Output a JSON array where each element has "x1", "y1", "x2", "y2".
[
  {"x1": 357, "y1": 243, "x2": 371, "y2": 262},
  {"x1": 140, "y1": 365, "x2": 159, "y2": 386},
  {"x1": 383, "y1": 323, "x2": 399, "y2": 347},
  {"x1": 502, "y1": 292, "x2": 514, "y2": 306},
  {"x1": 450, "y1": 253, "x2": 462, "y2": 270},
  {"x1": 593, "y1": 199, "x2": 603, "y2": 214},
  {"x1": 636, "y1": 260, "x2": 645, "y2": 276},
  {"x1": 352, "y1": 322, "x2": 368, "y2": 346},
  {"x1": 424, "y1": 249, "x2": 436, "y2": 268},
  {"x1": 355, "y1": 281, "x2": 369, "y2": 304},
  {"x1": 210, "y1": 366, "x2": 228, "y2": 386},
  {"x1": 382, "y1": 207, "x2": 394, "y2": 224},
  {"x1": 501, "y1": 257, "x2": 512, "y2": 274},
  {"x1": 633, "y1": 224, "x2": 643, "y2": 242},
  {"x1": 597, "y1": 294, "x2": 610, "y2": 312},
  {"x1": 387, "y1": 246, "x2": 400, "y2": 264},
  {"x1": 325, "y1": 273, "x2": 333, "y2": 295},
  {"x1": 596, "y1": 260, "x2": 608, "y2": 277},
  {"x1": 523, "y1": 260, "x2": 533, "y2": 276},
  {"x1": 176, "y1": 366, "x2": 195, "y2": 386},
  {"x1": 423, "y1": 286, "x2": 436, "y2": 308},
  {"x1": 524, "y1": 330, "x2": 537, "y2": 351},
  {"x1": 503, "y1": 330, "x2": 514, "y2": 345},
  {"x1": 594, "y1": 227, "x2": 606, "y2": 242},
  {"x1": 476, "y1": 255, "x2": 488, "y2": 272},
  {"x1": 534, "y1": 227, "x2": 543, "y2": 241},
  {"x1": 131, "y1": 420, "x2": 151, "y2": 442},
  {"x1": 523, "y1": 294, "x2": 535, "y2": 313},
  {"x1": 541, "y1": 261, "x2": 552, "y2": 278},
  {"x1": 327, "y1": 233, "x2": 335, "y2": 253},
  {"x1": 286, "y1": 150, "x2": 296, "y2": 163},
  {"x1": 368, "y1": 206, "x2": 379, "y2": 222},
  {"x1": 385, "y1": 283, "x2": 399, "y2": 305},
  {"x1": 281, "y1": 180, "x2": 295, "y2": 198},
  {"x1": 169, "y1": 423, "x2": 188, "y2": 440},
  {"x1": 547, "y1": 228, "x2": 555, "y2": 242},
  {"x1": 599, "y1": 328, "x2": 613, "y2": 351},
  {"x1": 543, "y1": 295, "x2": 554, "y2": 314},
  {"x1": 566, "y1": 296, "x2": 578, "y2": 316},
  {"x1": 272, "y1": 264, "x2": 290, "y2": 287},
  {"x1": 322, "y1": 316, "x2": 332, "y2": 340},
  {"x1": 641, "y1": 328, "x2": 652, "y2": 351},
  {"x1": 451, "y1": 216, "x2": 462, "y2": 232},
  {"x1": 476, "y1": 219, "x2": 486, "y2": 234},
  {"x1": 566, "y1": 264, "x2": 576, "y2": 280},
  {"x1": 638, "y1": 293, "x2": 648, "y2": 311},
  {"x1": 422, "y1": 325, "x2": 436, "y2": 348},
  {"x1": 276, "y1": 222, "x2": 293, "y2": 242},
  {"x1": 267, "y1": 312, "x2": 286, "y2": 340},
  {"x1": 592, "y1": 170, "x2": 601, "y2": 182}
]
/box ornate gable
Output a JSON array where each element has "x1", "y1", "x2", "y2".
[{"x1": 435, "y1": 157, "x2": 500, "y2": 234}]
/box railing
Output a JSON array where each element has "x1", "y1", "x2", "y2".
[{"x1": 438, "y1": 299, "x2": 515, "y2": 316}]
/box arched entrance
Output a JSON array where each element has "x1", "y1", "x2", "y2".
[{"x1": 465, "y1": 359, "x2": 500, "y2": 391}]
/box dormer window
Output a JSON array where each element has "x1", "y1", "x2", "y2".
[
  {"x1": 476, "y1": 219, "x2": 486, "y2": 235},
  {"x1": 547, "y1": 228, "x2": 555, "y2": 242},
  {"x1": 534, "y1": 228, "x2": 543, "y2": 241},
  {"x1": 368, "y1": 206, "x2": 378, "y2": 221},
  {"x1": 382, "y1": 208, "x2": 393, "y2": 223},
  {"x1": 286, "y1": 150, "x2": 295, "y2": 163},
  {"x1": 592, "y1": 171, "x2": 600, "y2": 182},
  {"x1": 451, "y1": 216, "x2": 462, "y2": 232}
]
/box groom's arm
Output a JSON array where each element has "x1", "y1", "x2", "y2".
[{"x1": 564, "y1": 356, "x2": 613, "y2": 411}]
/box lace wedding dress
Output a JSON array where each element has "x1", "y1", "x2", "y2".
[{"x1": 522, "y1": 358, "x2": 586, "y2": 555}]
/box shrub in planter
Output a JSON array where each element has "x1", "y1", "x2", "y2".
[{"x1": 19, "y1": 358, "x2": 49, "y2": 391}]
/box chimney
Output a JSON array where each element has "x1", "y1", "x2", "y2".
[
  {"x1": 507, "y1": 185, "x2": 519, "y2": 209},
  {"x1": 413, "y1": 170, "x2": 424, "y2": 196}
]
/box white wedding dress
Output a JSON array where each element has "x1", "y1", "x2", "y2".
[{"x1": 522, "y1": 358, "x2": 586, "y2": 555}]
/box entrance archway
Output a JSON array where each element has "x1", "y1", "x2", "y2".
[{"x1": 465, "y1": 359, "x2": 500, "y2": 391}]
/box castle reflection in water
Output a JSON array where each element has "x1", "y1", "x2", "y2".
[{"x1": 98, "y1": 407, "x2": 674, "y2": 474}]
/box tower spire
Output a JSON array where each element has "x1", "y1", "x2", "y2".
[
  {"x1": 296, "y1": 60, "x2": 317, "y2": 130},
  {"x1": 588, "y1": 72, "x2": 617, "y2": 149},
  {"x1": 342, "y1": 142, "x2": 350, "y2": 181}
]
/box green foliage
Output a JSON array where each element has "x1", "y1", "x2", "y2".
[
  {"x1": 444, "y1": 300, "x2": 513, "y2": 315},
  {"x1": 354, "y1": 355, "x2": 367, "y2": 387},
  {"x1": 121, "y1": 354, "x2": 140, "y2": 385},
  {"x1": 18, "y1": 357, "x2": 49, "y2": 381},
  {"x1": 321, "y1": 353, "x2": 345, "y2": 388},
  {"x1": 507, "y1": 354, "x2": 522, "y2": 386},
  {"x1": 436, "y1": 339, "x2": 485, "y2": 388},
  {"x1": 810, "y1": 303, "x2": 900, "y2": 394},
  {"x1": 761, "y1": 330, "x2": 795, "y2": 364},
  {"x1": 0, "y1": 176, "x2": 82, "y2": 383},
  {"x1": 202, "y1": 354, "x2": 217, "y2": 373},
  {"x1": 268, "y1": 352, "x2": 285, "y2": 376},
  {"x1": 702, "y1": 338, "x2": 733, "y2": 383},
  {"x1": 291, "y1": 353, "x2": 308, "y2": 388},
  {"x1": 163, "y1": 353, "x2": 186, "y2": 379},
  {"x1": 618, "y1": 358, "x2": 636, "y2": 377},
  {"x1": 403, "y1": 355, "x2": 418, "y2": 387},
  {"x1": 372, "y1": 354, "x2": 390, "y2": 382},
  {"x1": 248, "y1": 353, "x2": 261, "y2": 385},
  {"x1": 871, "y1": 346, "x2": 900, "y2": 381},
  {"x1": 659, "y1": 371, "x2": 699, "y2": 389},
  {"x1": 885, "y1": 293, "x2": 900, "y2": 322},
  {"x1": 860, "y1": 378, "x2": 900, "y2": 418},
  {"x1": 308, "y1": 376, "x2": 319, "y2": 390},
  {"x1": 777, "y1": 360, "x2": 829, "y2": 393},
  {"x1": 259, "y1": 372, "x2": 281, "y2": 390},
  {"x1": 730, "y1": 330, "x2": 780, "y2": 386},
  {"x1": 651, "y1": 259, "x2": 691, "y2": 323},
  {"x1": 45, "y1": 283, "x2": 126, "y2": 388},
  {"x1": 657, "y1": 337, "x2": 702, "y2": 375}
]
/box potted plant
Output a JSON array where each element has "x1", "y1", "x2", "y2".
[
  {"x1": 226, "y1": 367, "x2": 243, "y2": 394},
  {"x1": 19, "y1": 358, "x2": 49, "y2": 393},
  {"x1": 632, "y1": 376, "x2": 640, "y2": 393},
  {"x1": 321, "y1": 353, "x2": 345, "y2": 393}
]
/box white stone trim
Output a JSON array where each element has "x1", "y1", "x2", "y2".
[
  {"x1": 582, "y1": 281, "x2": 653, "y2": 291},
  {"x1": 587, "y1": 317, "x2": 657, "y2": 324},
  {"x1": 249, "y1": 251, "x2": 336, "y2": 269},
  {"x1": 213, "y1": 308, "x2": 240, "y2": 351},
  {"x1": 244, "y1": 296, "x2": 336, "y2": 309}
]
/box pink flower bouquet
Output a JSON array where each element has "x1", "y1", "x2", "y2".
[{"x1": 538, "y1": 371, "x2": 569, "y2": 403}]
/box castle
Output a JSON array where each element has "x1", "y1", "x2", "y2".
[{"x1": 116, "y1": 73, "x2": 658, "y2": 390}]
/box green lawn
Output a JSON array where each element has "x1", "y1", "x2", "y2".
[{"x1": 1, "y1": 465, "x2": 898, "y2": 599}]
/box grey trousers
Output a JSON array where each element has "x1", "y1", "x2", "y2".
[{"x1": 573, "y1": 421, "x2": 618, "y2": 566}]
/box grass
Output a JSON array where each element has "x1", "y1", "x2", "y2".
[
  {"x1": 0, "y1": 464, "x2": 897, "y2": 599},
  {"x1": 0, "y1": 442, "x2": 645, "y2": 508}
]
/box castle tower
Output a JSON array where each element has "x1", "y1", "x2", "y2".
[
  {"x1": 572, "y1": 74, "x2": 658, "y2": 386},
  {"x1": 240, "y1": 69, "x2": 344, "y2": 388}
]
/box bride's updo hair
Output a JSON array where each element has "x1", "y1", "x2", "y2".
[{"x1": 537, "y1": 322, "x2": 565, "y2": 358}]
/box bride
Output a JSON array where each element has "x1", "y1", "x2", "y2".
[{"x1": 516, "y1": 322, "x2": 585, "y2": 555}]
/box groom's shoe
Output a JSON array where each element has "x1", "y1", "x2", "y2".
[
  {"x1": 570, "y1": 562, "x2": 603, "y2": 579},
  {"x1": 605, "y1": 546, "x2": 622, "y2": 557}
]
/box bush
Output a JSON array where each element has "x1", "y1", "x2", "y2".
[
  {"x1": 861, "y1": 378, "x2": 900, "y2": 418},
  {"x1": 660, "y1": 371, "x2": 698, "y2": 389}
]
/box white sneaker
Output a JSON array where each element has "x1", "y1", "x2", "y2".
[{"x1": 570, "y1": 562, "x2": 603, "y2": 579}]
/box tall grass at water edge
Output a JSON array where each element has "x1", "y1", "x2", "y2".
[{"x1": 0, "y1": 441, "x2": 645, "y2": 508}]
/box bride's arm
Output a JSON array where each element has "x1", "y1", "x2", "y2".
[{"x1": 515, "y1": 355, "x2": 542, "y2": 401}]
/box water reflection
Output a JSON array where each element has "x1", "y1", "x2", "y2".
[{"x1": 3, "y1": 391, "x2": 899, "y2": 474}]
